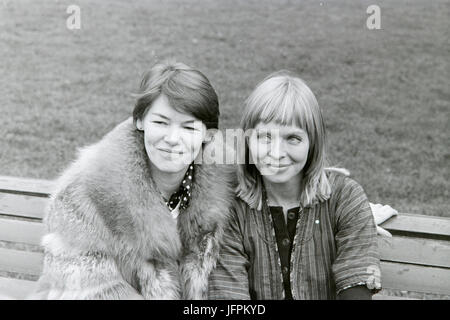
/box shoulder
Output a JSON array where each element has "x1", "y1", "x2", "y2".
[
  {"x1": 53, "y1": 118, "x2": 140, "y2": 192},
  {"x1": 191, "y1": 138, "x2": 239, "y2": 227},
  {"x1": 227, "y1": 197, "x2": 253, "y2": 231},
  {"x1": 325, "y1": 171, "x2": 372, "y2": 225},
  {"x1": 327, "y1": 171, "x2": 367, "y2": 202},
  {"x1": 191, "y1": 163, "x2": 237, "y2": 232},
  {"x1": 46, "y1": 118, "x2": 146, "y2": 231}
]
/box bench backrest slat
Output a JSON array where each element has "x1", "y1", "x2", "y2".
[
  {"x1": 381, "y1": 261, "x2": 450, "y2": 295},
  {"x1": 379, "y1": 236, "x2": 450, "y2": 269},
  {"x1": 0, "y1": 276, "x2": 38, "y2": 300},
  {"x1": 0, "y1": 248, "x2": 43, "y2": 279},
  {"x1": 0, "y1": 193, "x2": 48, "y2": 220},
  {"x1": 0, "y1": 218, "x2": 46, "y2": 246},
  {"x1": 381, "y1": 213, "x2": 450, "y2": 239},
  {"x1": 0, "y1": 176, "x2": 54, "y2": 197}
]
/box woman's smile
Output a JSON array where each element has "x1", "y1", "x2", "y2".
[
  {"x1": 264, "y1": 162, "x2": 291, "y2": 171},
  {"x1": 157, "y1": 147, "x2": 184, "y2": 155},
  {"x1": 264, "y1": 162, "x2": 291, "y2": 168}
]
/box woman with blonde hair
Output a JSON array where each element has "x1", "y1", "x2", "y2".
[{"x1": 209, "y1": 72, "x2": 384, "y2": 300}]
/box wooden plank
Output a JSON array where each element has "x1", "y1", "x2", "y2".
[
  {"x1": 0, "y1": 248, "x2": 43, "y2": 276},
  {"x1": 0, "y1": 193, "x2": 48, "y2": 219},
  {"x1": 381, "y1": 261, "x2": 450, "y2": 295},
  {"x1": 0, "y1": 176, "x2": 54, "y2": 197},
  {"x1": 0, "y1": 277, "x2": 37, "y2": 300},
  {"x1": 0, "y1": 218, "x2": 45, "y2": 245},
  {"x1": 379, "y1": 236, "x2": 450, "y2": 268},
  {"x1": 372, "y1": 294, "x2": 418, "y2": 300},
  {"x1": 381, "y1": 213, "x2": 450, "y2": 238}
]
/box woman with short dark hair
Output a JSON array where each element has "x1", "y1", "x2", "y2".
[{"x1": 30, "y1": 61, "x2": 235, "y2": 299}]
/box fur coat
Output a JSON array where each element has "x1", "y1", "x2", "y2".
[{"x1": 29, "y1": 118, "x2": 236, "y2": 300}]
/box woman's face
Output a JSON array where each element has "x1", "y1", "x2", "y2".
[
  {"x1": 137, "y1": 94, "x2": 207, "y2": 174},
  {"x1": 248, "y1": 121, "x2": 310, "y2": 184}
]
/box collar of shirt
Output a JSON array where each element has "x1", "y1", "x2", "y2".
[{"x1": 165, "y1": 163, "x2": 195, "y2": 211}]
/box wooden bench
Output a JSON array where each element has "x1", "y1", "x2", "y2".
[{"x1": 0, "y1": 175, "x2": 449, "y2": 299}]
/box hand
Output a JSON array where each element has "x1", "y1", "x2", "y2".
[{"x1": 369, "y1": 203, "x2": 398, "y2": 237}]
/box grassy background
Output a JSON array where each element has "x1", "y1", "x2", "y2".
[{"x1": 0, "y1": 0, "x2": 448, "y2": 216}]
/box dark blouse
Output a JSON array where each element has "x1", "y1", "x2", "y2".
[
  {"x1": 165, "y1": 164, "x2": 195, "y2": 211},
  {"x1": 268, "y1": 206, "x2": 299, "y2": 299}
]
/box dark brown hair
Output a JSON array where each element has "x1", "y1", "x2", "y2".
[{"x1": 133, "y1": 61, "x2": 219, "y2": 129}]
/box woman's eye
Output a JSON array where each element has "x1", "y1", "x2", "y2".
[
  {"x1": 288, "y1": 136, "x2": 302, "y2": 143},
  {"x1": 152, "y1": 121, "x2": 167, "y2": 125},
  {"x1": 257, "y1": 134, "x2": 271, "y2": 142},
  {"x1": 183, "y1": 126, "x2": 196, "y2": 131}
]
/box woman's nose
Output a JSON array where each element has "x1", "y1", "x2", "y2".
[
  {"x1": 163, "y1": 126, "x2": 180, "y2": 145},
  {"x1": 268, "y1": 139, "x2": 286, "y2": 159}
]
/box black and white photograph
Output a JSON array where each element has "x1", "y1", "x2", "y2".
[{"x1": 0, "y1": 0, "x2": 448, "y2": 304}]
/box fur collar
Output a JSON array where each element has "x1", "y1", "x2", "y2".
[{"x1": 51, "y1": 118, "x2": 235, "y2": 298}]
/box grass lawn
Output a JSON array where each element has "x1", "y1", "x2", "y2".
[{"x1": 0, "y1": 0, "x2": 448, "y2": 217}]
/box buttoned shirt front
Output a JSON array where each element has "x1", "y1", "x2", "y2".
[{"x1": 269, "y1": 206, "x2": 300, "y2": 299}]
